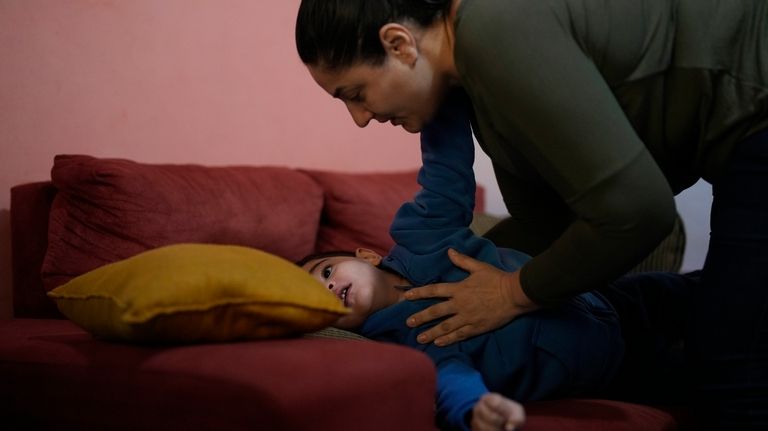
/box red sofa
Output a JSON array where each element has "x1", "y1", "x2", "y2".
[{"x1": 2, "y1": 155, "x2": 689, "y2": 430}]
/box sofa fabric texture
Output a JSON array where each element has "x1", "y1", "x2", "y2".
[
  {"x1": 4, "y1": 155, "x2": 686, "y2": 430},
  {"x1": 2, "y1": 319, "x2": 436, "y2": 431},
  {"x1": 302, "y1": 168, "x2": 486, "y2": 257}
]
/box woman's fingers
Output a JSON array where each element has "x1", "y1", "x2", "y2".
[
  {"x1": 403, "y1": 251, "x2": 492, "y2": 302},
  {"x1": 405, "y1": 295, "x2": 481, "y2": 344},
  {"x1": 446, "y1": 248, "x2": 488, "y2": 272},
  {"x1": 404, "y1": 281, "x2": 455, "y2": 301},
  {"x1": 421, "y1": 320, "x2": 477, "y2": 345},
  {"x1": 407, "y1": 300, "x2": 457, "y2": 331},
  {"x1": 432, "y1": 323, "x2": 477, "y2": 346},
  {"x1": 408, "y1": 273, "x2": 527, "y2": 345}
]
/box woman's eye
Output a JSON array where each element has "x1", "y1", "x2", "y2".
[
  {"x1": 321, "y1": 265, "x2": 332, "y2": 279},
  {"x1": 350, "y1": 93, "x2": 363, "y2": 103}
]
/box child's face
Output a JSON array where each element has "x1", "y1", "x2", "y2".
[{"x1": 301, "y1": 250, "x2": 403, "y2": 330}]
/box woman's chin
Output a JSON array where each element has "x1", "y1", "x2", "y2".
[{"x1": 401, "y1": 122, "x2": 421, "y2": 133}]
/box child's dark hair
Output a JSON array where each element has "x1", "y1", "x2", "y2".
[
  {"x1": 295, "y1": 0, "x2": 452, "y2": 70},
  {"x1": 296, "y1": 250, "x2": 355, "y2": 268}
]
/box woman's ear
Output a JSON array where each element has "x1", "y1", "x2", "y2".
[
  {"x1": 355, "y1": 248, "x2": 383, "y2": 265},
  {"x1": 379, "y1": 23, "x2": 419, "y2": 66}
]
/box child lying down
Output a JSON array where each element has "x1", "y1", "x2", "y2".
[{"x1": 300, "y1": 245, "x2": 626, "y2": 431}]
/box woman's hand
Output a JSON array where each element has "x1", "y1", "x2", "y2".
[
  {"x1": 471, "y1": 393, "x2": 526, "y2": 431},
  {"x1": 404, "y1": 249, "x2": 539, "y2": 346}
]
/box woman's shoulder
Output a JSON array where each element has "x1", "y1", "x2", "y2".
[
  {"x1": 454, "y1": 0, "x2": 665, "y2": 74},
  {"x1": 453, "y1": 0, "x2": 568, "y2": 72},
  {"x1": 455, "y1": 0, "x2": 551, "y2": 39}
]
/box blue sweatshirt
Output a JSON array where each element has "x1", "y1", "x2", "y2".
[{"x1": 359, "y1": 91, "x2": 624, "y2": 431}]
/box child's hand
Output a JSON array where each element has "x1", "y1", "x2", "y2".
[{"x1": 471, "y1": 393, "x2": 526, "y2": 431}]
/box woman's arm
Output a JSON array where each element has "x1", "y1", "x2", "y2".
[
  {"x1": 454, "y1": 0, "x2": 677, "y2": 305},
  {"x1": 482, "y1": 163, "x2": 574, "y2": 257}
]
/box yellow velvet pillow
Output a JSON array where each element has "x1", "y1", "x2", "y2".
[{"x1": 47, "y1": 244, "x2": 349, "y2": 343}]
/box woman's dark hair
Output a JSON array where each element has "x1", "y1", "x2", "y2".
[{"x1": 295, "y1": 0, "x2": 452, "y2": 70}]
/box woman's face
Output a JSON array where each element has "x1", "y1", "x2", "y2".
[{"x1": 308, "y1": 55, "x2": 445, "y2": 133}]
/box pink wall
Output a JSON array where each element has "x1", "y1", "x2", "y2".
[{"x1": 0, "y1": 0, "x2": 421, "y2": 318}]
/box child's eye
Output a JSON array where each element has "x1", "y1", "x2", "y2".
[
  {"x1": 350, "y1": 93, "x2": 363, "y2": 103},
  {"x1": 321, "y1": 265, "x2": 332, "y2": 279}
]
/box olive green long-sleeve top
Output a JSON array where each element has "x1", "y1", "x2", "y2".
[{"x1": 454, "y1": 0, "x2": 768, "y2": 304}]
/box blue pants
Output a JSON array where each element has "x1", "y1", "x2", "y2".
[
  {"x1": 597, "y1": 271, "x2": 694, "y2": 404},
  {"x1": 689, "y1": 128, "x2": 768, "y2": 430}
]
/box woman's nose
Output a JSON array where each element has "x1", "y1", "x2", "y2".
[{"x1": 347, "y1": 103, "x2": 374, "y2": 128}]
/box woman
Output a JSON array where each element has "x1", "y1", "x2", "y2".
[{"x1": 295, "y1": 0, "x2": 768, "y2": 428}]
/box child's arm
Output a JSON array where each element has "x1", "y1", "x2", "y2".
[
  {"x1": 432, "y1": 354, "x2": 489, "y2": 431},
  {"x1": 431, "y1": 354, "x2": 525, "y2": 431},
  {"x1": 365, "y1": 300, "x2": 491, "y2": 429},
  {"x1": 383, "y1": 90, "x2": 527, "y2": 285}
]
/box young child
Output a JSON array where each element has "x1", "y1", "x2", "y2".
[{"x1": 299, "y1": 90, "x2": 625, "y2": 431}]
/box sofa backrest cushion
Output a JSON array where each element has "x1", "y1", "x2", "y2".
[
  {"x1": 301, "y1": 170, "x2": 420, "y2": 256},
  {"x1": 301, "y1": 169, "x2": 486, "y2": 257},
  {"x1": 41, "y1": 155, "x2": 324, "y2": 292}
]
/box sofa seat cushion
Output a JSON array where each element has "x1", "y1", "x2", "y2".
[
  {"x1": 0, "y1": 319, "x2": 437, "y2": 431},
  {"x1": 0, "y1": 319, "x2": 688, "y2": 431},
  {"x1": 523, "y1": 398, "x2": 683, "y2": 431}
]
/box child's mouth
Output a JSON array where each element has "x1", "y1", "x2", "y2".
[{"x1": 341, "y1": 287, "x2": 350, "y2": 307}]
